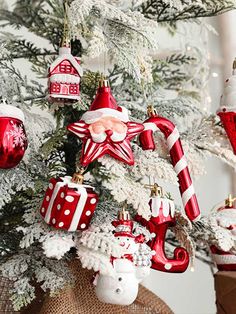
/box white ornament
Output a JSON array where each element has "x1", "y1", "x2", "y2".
[{"x1": 94, "y1": 233, "x2": 152, "y2": 305}]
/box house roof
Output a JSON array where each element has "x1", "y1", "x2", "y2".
[{"x1": 49, "y1": 47, "x2": 83, "y2": 77}]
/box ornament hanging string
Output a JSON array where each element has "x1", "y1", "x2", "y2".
[
  {"x1": 102, "y1": 18, "x2": 108, "y2": 80},
  {"x1": 62, "y1": 0, "x2": 70, "y2": 47}
]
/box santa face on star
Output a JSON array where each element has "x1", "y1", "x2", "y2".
[{"x1": 88, "y1": 116, "x2": 128, "y2": 143}]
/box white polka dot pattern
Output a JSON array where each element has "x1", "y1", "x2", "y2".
[
  {"x1": 90, "y1": 198, "x2": 96, "y2": 204},
  {"x1": 66, "y1": 196, "x2": 74, "y2": 202}
]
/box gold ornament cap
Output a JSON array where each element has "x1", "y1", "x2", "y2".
[
  {"x1": 225, "y1": 194, "x2": 236, "y2": 208},
  {"x1": 71, "y1": 168, "x2": 84, "y2": 184},
  {"x1": 99, "y1": 78, "x2": 109, "y2": 88},
  {"x1": 118, "y1": 207, "x2": 130, "y2": 221},
  {"x1": 145, "y1": 183, "x2": 163, "y2": 197},
  {"x1": 147, "y1": 105, "x2": 157, "y2": 117}
]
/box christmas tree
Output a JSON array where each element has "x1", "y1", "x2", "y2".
[{"x1": 0, "y1": 0, "x2": 236, "y2": 311}]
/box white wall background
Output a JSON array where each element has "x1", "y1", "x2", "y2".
[
  {"x1": 2, "y1": 2, "x2": 236, "y2": 313},
  {"x1": 143, "y1": 13, "x2": 236, "y2": 314}
]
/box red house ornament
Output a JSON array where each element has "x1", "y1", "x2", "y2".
[{"x1": 48, "y1": 46, "x2": 83, "y2": 103}]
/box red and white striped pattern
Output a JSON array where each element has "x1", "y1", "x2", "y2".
[
  {"x1": 140, "y1": 115, "x2": 200, "y2": 222},
  {"x1": 210, "y1": 245, "x2": 236, "y2": 271}
]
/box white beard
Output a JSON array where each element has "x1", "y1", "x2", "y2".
[{"x1": 90, "y1": 131, "x2": 127, "y2": 143}]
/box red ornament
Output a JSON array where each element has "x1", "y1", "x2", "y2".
[
  {"x1": 0, "y1": 104, "x2": 28, "y2": 169},
  {"x1": 40, "y1": 174, "x2": 98, "y2": 231},
  {"x1": 217, "y1": 60, "x2": 236, "y2": 154},
  {"x1": 210, "y1": 245, "x2": 236, "y2": 271},
  {"x1": 210, "y1": 195, "x2": 236, "y2": 271},
  {"x1": 67, "y1": 80, "x2": 144, "y2": 166},
  {"x1": 48, "y1": 46, "x2": 83, "y2": 103},
  {"x1": 136, "y1": 185, "x2": 189, "y2": 273},
  {"x1": 218, "y1": 110, "x2": 236, "y2": 154},
  {"x1": 140, "y1": 113, "x2": 200, "y2": 222}
]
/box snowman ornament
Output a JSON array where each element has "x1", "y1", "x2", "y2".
[{"x1": 94, "y1": 209, "x2": 153, "y2": 306}]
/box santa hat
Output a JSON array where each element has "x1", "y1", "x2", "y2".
[{"x1": 81, "y1": 80, "x2": 129, "y2": 124}]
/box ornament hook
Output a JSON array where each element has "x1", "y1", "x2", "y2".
[{"x1": 147, "y1": 105, "x2": 157, "y2": 117}]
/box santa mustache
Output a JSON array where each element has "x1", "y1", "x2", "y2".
[{"x1": 89, "y1": 130, "x2": 127, "y2": 143}]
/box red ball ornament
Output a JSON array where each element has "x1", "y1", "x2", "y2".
[
  {"x1": 210, "y1": 194, "x2": 236, "y2": 271},
  {"x1": 48, "y1": 46, "x2": 83, "y2": 103},
  {"x1": 40, "y1": 173, "x2": 98, "y2": 231},
  {"x1": 217, "y1": 59, "x2": 236, "y2": 154},
  {"x1": 136, "y1": 184, "x2": 189, "y2": 273},
  {"x1": 67, "y1": 80, "x2": 144, "y2": 166},
  {"x1": 0, "y1": 104, "x2": 28, "y2": 169}
]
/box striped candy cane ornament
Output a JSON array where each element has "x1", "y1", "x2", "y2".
[{"x1": 140, "y1": 113, "x2": 200, "y2": 222}]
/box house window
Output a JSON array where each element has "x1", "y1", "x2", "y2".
[
  {"x1": 69, "y1": 84, "x2": 78, "y2": 94},
  {"x1": 59, "y1": 64, "x2": 72, "y2": 73},
  {"x1": 65, "y1": 65, "x2": 71, "y2": 73},
  {"x1": 59, "y1": 64, "x2": 66, "y2": 72},
  {"x1": 51, "y1": 83, "x2": 60, "y2": 93}
]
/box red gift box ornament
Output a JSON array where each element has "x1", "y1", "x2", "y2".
[
  {"x1": 135, "y1": 184, "x2": 189, "y2": 273},
  {"x1": 217, "y1": 58, "x2": 236, "y2": 154},
  {"x1": 210, "y1": 194, "x2": 236, "y2": 271},
  {"x1": 40, "y1": 172, "x2": 98, "y2": 231},
  {"x1": 0, "y1": 103, "x2": 28, "y2": 169},
  {"x1": 47, "y1": 1, "x2": 83, "y2": 103}
]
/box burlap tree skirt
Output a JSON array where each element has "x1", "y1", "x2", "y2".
[
  {"x1": 0, "y1": 260, "x2": 173, "y2": 314},
  {"x1": 39, "y1": 260, "x2": 173, "y2": 314},
  {"x1": 0, "y1": 277, "x2": 20, "y2": 314}
]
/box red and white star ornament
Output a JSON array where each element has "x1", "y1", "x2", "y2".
[{"x1": 67, "y1": 80, "x2": 144, "y2": 166}]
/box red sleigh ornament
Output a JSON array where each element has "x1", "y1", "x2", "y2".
[{"x1": 135, "y1": 184, "x2": 189, "y2": 273}]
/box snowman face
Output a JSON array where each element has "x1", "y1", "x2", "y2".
[{"x1": 116, "y1": 236, "x2": 138, "y2": 254}]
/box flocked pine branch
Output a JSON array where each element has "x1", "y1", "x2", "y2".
[{"x1": 140, "y1": 0, "x2": 236, "y2": 22}]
